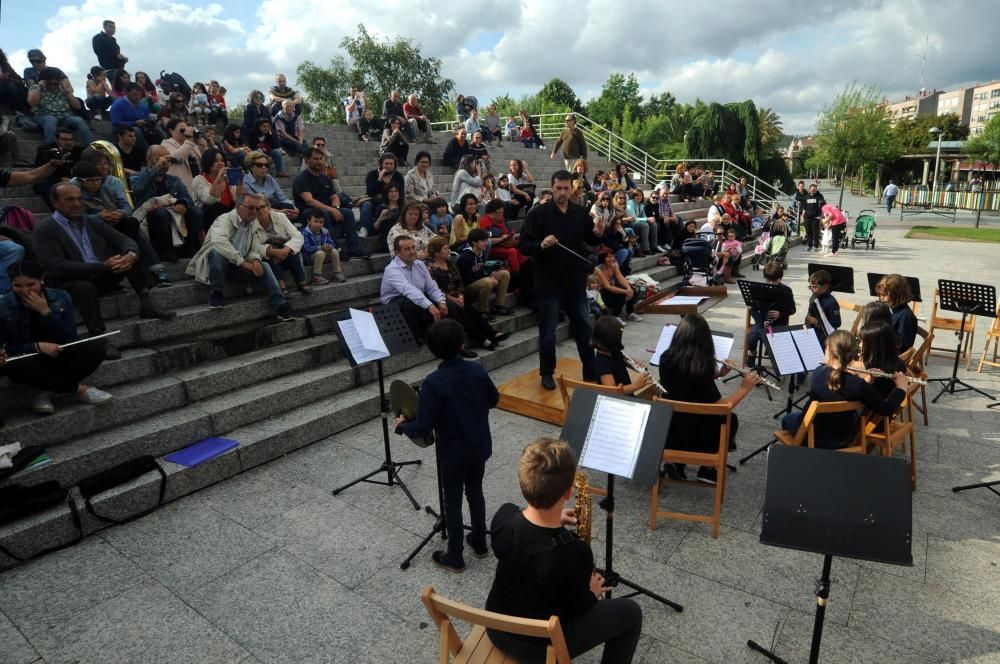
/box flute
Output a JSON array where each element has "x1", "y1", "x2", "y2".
[
  {"x1": 4, "y1": 330, "x2": 121, "y2": 362},
  {"x1": 846, "y1": 366, "x2": 928, "y2": 386},
  {"x1": 720, "y1": 359, "x2": 783, "y2": 391},
  {"x1": 622, "y1": 353, "x2": 667, "y2": 396}
]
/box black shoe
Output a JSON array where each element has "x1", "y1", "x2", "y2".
[
  {"x1": 541, "y1": 374, "x2": 556, "y2": 390},
  {"x1": 493, "y1": 331, "x2": 511, "y2": 342},
  {"x1": 460, "y1": 348, "x2": 478, "y2": 358},
  {"x1": 696, "y1": 466, "x2": 718, "y2": 485},
  {"x1": 138, "y1": 297, "x2": 176, "y2": 320},
  {"x1": 663, "y1": 463, "x2": 687, "y2": 481},
  {"x1": 431, "y1": 550, "x2": 466, "y2": 573},
  {"x1": 276, "y1": 304, "x2": 298, "y2": 322},
  {"x1": 490, "y1": 305, "x2": 513, "y2": 316},
  {"x1": 209, "y1": 291, "x2": 225, "y2": 309},
  {"x1": 465, "y1": 533, "x2": 489, "y2": 559},
  {"x1": 729, "y1": 439, "x2": 737, "y2": 452}
]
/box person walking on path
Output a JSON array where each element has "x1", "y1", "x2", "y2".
[
  {"x1": 550, "y1": 114, "x2": 587, "y2": 171},
  {"x1": 883, "y1": 180, "x2": 899, "y2": 214}
]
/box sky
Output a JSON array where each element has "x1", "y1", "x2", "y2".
[{"x1": 1, "y1": 0, "x2": 998, "y2": 138}]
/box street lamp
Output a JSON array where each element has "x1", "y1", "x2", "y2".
[{"x1": 929, "y1": 126, "x2": 943, "y2": 198}]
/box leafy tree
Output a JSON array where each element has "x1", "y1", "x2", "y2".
[
  {"x1": 644, "y1": 92, "x2": 677, "y2": 119},
  {"x1": 296, "y1": 24, "x2": 454, "y2": 123},
  {"x1": 538, "y1": 78, "x2": 581, "y2": 112},
  {"x1": 811, "y1": 83, "x2": 899, "y2": 180},
  {"x1": 685, "y1": 100, "x2": 763, "y2": 172},
  {"x1": 893, "y1": 113, "x2": 968, "y2": 153},
  {"x1": 757, "y1": 107, "x2": 784, "y2": 153},
  {"x1": 965, "y1": 113, "x2": 1000, "y2": 170},
  {"x1": 585, "y1": 73, "x2": 643, "y2": 126},
  {"x1": 489, "y1": 93, "x2": 520, "y2": 119}
]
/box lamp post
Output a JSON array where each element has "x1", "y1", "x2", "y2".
[{"x1": 929, "y1": 126, "x2": 943, "y2": 199}]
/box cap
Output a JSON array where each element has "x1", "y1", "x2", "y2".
[{"x1": 27, "y1": 49, "x2": 45, "y2": 60}]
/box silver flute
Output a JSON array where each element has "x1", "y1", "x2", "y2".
[
  {"x1": 846, "y1": 366, "x2": 928, "y2": 386},
  {"x1": 622, "y1": 353, "x2": 668, "y2": 395},
  {"x1": 720, "y1": 359, "x2": 784, "y2": 391}
]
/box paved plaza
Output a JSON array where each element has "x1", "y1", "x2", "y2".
[{"x1": 2, "y1": 193, "x2": 999, "y2": 663}]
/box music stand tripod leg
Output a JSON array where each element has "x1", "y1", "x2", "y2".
[
  {"x1": 953, "y1": 480, "x2": 1000, "y2": 497},
  {"x1": 740, "y1": 438, "x2": 776, "y2": 465}
]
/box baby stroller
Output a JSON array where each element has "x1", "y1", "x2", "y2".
[
  {"x1": 751, "y1": 231, "x2": 770, "y2": 270},
  {"x1": 680, "y1": 237, "x2": 717, "y2": 286},
  {"x1": 763, "y1": 234, "x2": 789, "y2": 269},
  {"x1": 851, "y1": 209, "x2": 877, "y2": 250}
]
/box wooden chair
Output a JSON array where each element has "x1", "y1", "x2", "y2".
[
  {"x1": 556, "y1": 374, "x2": 623, "y2": 425},
  {"x1": 928, "y1": 287, "x2": 976, "y2": 368},
  {"x1": 976, "y1": 307, "x2": 1000, "y2": 373},
  {"x1": 838, "y1": 299, "x2": 863, "y2": 335},
  {"x1": 649, "y1": 398, "x2": 732, "y2": 538},
  {"x1": 904, "y1": 327, "x2": 934, "y2": 426},
  {"x1": 741, "y1": 307, "x2": 752, "y2": 368},
  {"x1": 421, "y1": 587, "x2": 572, "y2": 664},
  {"x1": 863, "y1": 382, "x2": 920, "y2": 490},
  {"x1": 774, "y1": 400, "x2": 868, "y2": 454}
]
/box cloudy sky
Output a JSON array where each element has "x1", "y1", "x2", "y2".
[{"x1": 2, "y1": 0, "x2": 998, "y2": 136}]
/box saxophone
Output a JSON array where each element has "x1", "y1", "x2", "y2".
[
  {"x1": 89, "y1": 139, "x2": 134, "y2": 207},
  {"x1": 573, "y1": 471, "x2": 592, "y2": 544}
]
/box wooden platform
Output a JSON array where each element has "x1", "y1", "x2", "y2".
[
  {"x1": 636, "y1": 284, "x2": 728, "y2": 316},
  {"x1": 497, "y1": 358, "x2": 582, "y2": 425}
]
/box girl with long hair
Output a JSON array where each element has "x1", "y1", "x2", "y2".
[{"x1": 590, "y1": 316, "x2": 652, "y2": 395}]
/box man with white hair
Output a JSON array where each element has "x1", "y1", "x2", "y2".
[
  {"x1": 273, "y1": 100, "x2": 308, "y2": 156},
  {"x1": 382, "y1": 89, "x2": 416, "y2": 141}
]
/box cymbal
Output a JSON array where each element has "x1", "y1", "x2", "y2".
[{"x1": 389, "y1": 379, "x2": 419, "y2": 419}]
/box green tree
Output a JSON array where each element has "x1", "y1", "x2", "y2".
[
  {"x1": 644, "y1": 92, "x2": 677, "y2": 119},
  {"x1": 684, "y1": 100, "x2": 764, "y2": 171},
  {"x1": 965, "y1": 113, "x2": 1000, "y2": 169},
  {"x1": 757, "y1": 107, "x2": 784, "y2": 153},
  {"x1": 538, "y1": 78, "x2": 581, "y2": 112},
  {"x1": 296, "y1": 24, "x2": 454, "y2": 123},
  {"x1": 893, "y1": 113, "x2": 968, "y2": 153},
  {"x1": 489, "y1": 93, "x2": 519, "y2": 119},
  {"x1": 585, "y1": 73, "x2": 643, "y2": 127}
]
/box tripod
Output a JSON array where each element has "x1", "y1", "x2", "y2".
[
  {"x1": 772, "y1": 372, "x2": 809, "y2": 420},
  {"x1": 748, "y1": 555, "x2": 832, "y2": 664},
  {"x1": 598, "y1": 474, "x2": 683, "y2": 612},
  {"x1": 332, "y1": 359, "x2": 422, "y2": 509},
  {"x1": 927, "y1": 280, "x2": 997, "y2": 406}
]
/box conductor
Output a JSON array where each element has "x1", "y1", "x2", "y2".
[{"x1": 520, "y1": 170, "x2": 606, "y2": 389}]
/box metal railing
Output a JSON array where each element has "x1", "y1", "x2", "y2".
[
  {"x1": 431, "y1": 111, "x2": 790, "y2": 210},
  {"x1": 898, "y1": 187, "x2": 1000, "y2": 212}
]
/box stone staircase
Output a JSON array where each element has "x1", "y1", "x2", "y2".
[{"x1": 0, "y1": 120, "x2": 720, "y2": 568}]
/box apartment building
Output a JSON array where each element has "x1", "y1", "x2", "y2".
[
  {"x1": 935, "y1": 87, "x2": 974, "y2": 125},
  {"x1": 970, "y1": 80, "x2": 1000, "y2": 135}
]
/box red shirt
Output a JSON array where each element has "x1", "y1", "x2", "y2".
[{"x1": 403, "y1": 101, "x2": 423, "y2": 119}]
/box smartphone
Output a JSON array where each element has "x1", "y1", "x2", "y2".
[
  {"x1": 168, "y1": 157, "x2": 182, "y2": 165},
  {"x1": 45, "y1": 148, "x2": 62, "y2": 161},
  {"x1": 225, "y1": 166, "x2": 242, "y2": 186}
]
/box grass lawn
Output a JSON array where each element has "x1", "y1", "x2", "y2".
[{"x1": 905, "y1": 226, "x2": 1000, "y2": 243}]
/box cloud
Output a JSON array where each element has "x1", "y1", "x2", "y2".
[{"x1": 4, "y1": 0, "x2": 997, "y2": 139}]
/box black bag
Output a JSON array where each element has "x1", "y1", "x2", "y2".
[
  {"x1": 0, "y1": 482, "x2": 82, "y2": 561},
  {"x1": 158, "y1": 70, "x2": 191, "y2": 100},
  {"x1": 0, "y1": 445, "x2": 46, "y2": 483},
  {"x1": 77, "y1": 455, "x2": 167, "y2": 524}
]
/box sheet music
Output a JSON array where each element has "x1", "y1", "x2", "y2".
[
  {"x1": 767, "y1": 331, "x2": 805, "y2": 375},
  {"x1": 579, "y1": 395, "x2": 650, "y2": 479},
  {"x1": 666, "y1": 295, "x2": 709, "y2": 305},
  {"x1": 337, "y1": 313, "x2": 390, "y2": 364},
  {"x1": 351, "y1": 308, "x2": 389, "y2": 357},
  {"x1": 649, "y1": 324, "x2": 677, "y2": 366},
  {"x1": 791, "y1": 328, "x2": 825, "y2": 370},
  {"x1": 712, "y1": 334, "x2": 735, "y2": 370}
]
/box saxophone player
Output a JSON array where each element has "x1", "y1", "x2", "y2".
[{"x1": 485, "y1": 438, "x2": 643, "y2": 664}]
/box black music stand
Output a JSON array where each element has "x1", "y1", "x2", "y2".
[
  {"x1": 747, "y1": 445, "x2": 912, "y2": 664},
  {"x1": 562, "y1": 388, "x2": 683, "y2": 613},
  {"x1": 331, "y1": 305, "x2": 422, "y2": 510},
  {"x1": 866, "y1": 273, "x2": 922, "y2": 303},
  {"x1": 734, "y1": 279, "x2": 781, "y2": 395},
  {"x1": 807, "y1": 263, "x2": 854, "y2": 294},
  {"x1": 927, "y1": 280, "x2": 997, "y2": 405}
]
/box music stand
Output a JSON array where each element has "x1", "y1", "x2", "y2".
[
  {"x1": 747, "y1": 445, "x2": 912, "y2": 664},
  {"x1": 735, "y1": 280, "x2": 781, "y2": 394},
  {"x1": 866, "y1": 273, "x2": 922, "y2": 303},
  {"x1": 927, "y1": 279, "x2": 997, "y2": 405},
  {"x1": 807, "y1": 263, "x2": 854, "y2": 294},
  {"x1": 739, "y1": 325, "x2": 825, "y2": 466},
  {"x1": 562, "y1": 388, "x2": 683, "y2": 613},
  {"x1": 331, "y1": 305, "x2": 423, "y2": 510}
]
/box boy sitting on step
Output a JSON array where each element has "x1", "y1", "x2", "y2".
[{"x1": 301, "y1": 208, "x2": 346, "y2": 284}]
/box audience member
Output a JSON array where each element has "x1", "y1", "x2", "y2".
[
  {"x1": 84, "y1": 66, "x2": 113, "y2": 118},
  {"x1": 221, "y1": 123, "x2": 250, "y2": 167},
  {"x1": 243, "y1": 150, "x2": 297, "y2": 219},
  {"x1": 241, "y1": 90, "x2": 270, "y2": 134},
  {"x1": 468, "y1": 131, "x2": 491, "y2": 175},
  {"x1": 207, "y1": 80, "x2": 227, "y2": 126},
  {"x1": 449, "y1": 155, "x2": 483, "y2": 211},
  {"x1": 380, "y1": 116, "x2": 411, "y2": 166},
  {"x1": 442, "y1": 127, "x2": 470, "y2": 169},
  {"x1": 381, "y1": 89, "x2": 415, "y2": 141},
  {"x1": 403, "y1": 94, "x2": 435, "y2": 142},
  {"x1": 22, "y1": 49, "x2": 67, "y2": 85},
  {"x1": 482, "y1": 104, "x2": 502, "y2": 144},
  {"x1": 255, "y1": 199, "x2": 310, "y2": 295},
  {"x1": 428, "y1": 198, "x2": 453, "y2": 237},
  {"x1": 450, "y1": 193, "x2": 479, "y2": 251},
  {"x1": 456, "y1": 228, "x2": 512, "y2": 316},
  {"x1": 273, "y1": 100, "x2": 307, "y2": 156},
  {"x1": 344, "y1": 85, "x2": 377, "y2": 141},
  {"x1": 92, "y1": 19, "x2": 127, "y2": 71},
  {"x1": 479, "y1": 199, "x2": 523, "y2": 273},
  {"x1": 625, "y1": 189, "x2": 658, "y2": 256},
  {"x1": 114, "y1": 125, "x2": 147, "y2": 176},
  {"x1": 359, "y1": 153, "x2": 405, "y2": 236},
  {"x1": 0, "y1": 49, "x2": 27, "y2": 111},
  {"x1": 455, "y1": 94, "x2": 478, "y2": 122},
  {"x1": 134, "y1": 71, "x2": 160, "y2": 111},
  {"x1": 594, "y1": 249, "x2": 641, "y2": 323},
  {"x1": 0, "y1": 259, "x2": 112, "y2": 413},
  {"x1": 268, "y1": 73, "x2": 302, "y2": 116},
  {"x1": 301, "y1": 207, "x2": 346, "y2": 284},
  {"x1": 386, "y1": 201, "x2": 435, "y2": 260},
  {"x1": 246, "y1": 117, "x2": 286, "y2": 176},
  {"x1": 32, "y1": 127, "x2": 83, "y2": 209},
  {"x1": 110, "y1": 69, "x2": 131, "y2": 99},
  {"x1": 550, "y1": 114, "x2": 587, "y2": 170},
  {"x1": 192, "y1": 148, "x2": 243, "y2": 229},
  {"x1": 187, "y1": 82, "x2": 212, "y2": 125},
  {"x1": 380, "y1": 234, "x2": 449, "y2": 343},
  {"x1": 131, "y1": 145, "x2": 203, "y2": 261},
  {"x1": 518, "y1": 109, "x2": 544, "y2": 149},
  {"x1": 160, "y1": 118, "x2": 202, "y2": 193},
  {"x1": 403, "y1": 151, "x2": 438, "y2": 203},
  {"x1": 506, "y1": 159, "x2": 535, "y2": 207},
  {"x1": 28, "y1": 69, "x2": 91, "y2": 145},
  {"x1": 293, "y1": 148, "x2": 367, "y2": 258},
  {"x1": 370, "y1": 181, "x2": 402, "y2": 251},
  {"x1": 185, "y1": 192, "x2": 297, "y2": 320},
  {"x1": 158, "y1": 92, "x2": 188, "y2": 132}
]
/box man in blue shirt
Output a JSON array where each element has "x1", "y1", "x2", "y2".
[
  {"x1": 380, "y1": 234, "x2": 448, "y2": 344},
  {"x1": 396, "y1": 318, "x2": 499, "y2": 572}
]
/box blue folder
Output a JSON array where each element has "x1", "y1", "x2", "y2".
[{"x1": 164, "y1": 437, "x2": 239, "y2": 467}]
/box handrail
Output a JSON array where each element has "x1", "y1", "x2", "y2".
[{"x1": 430, "y1": 110, "x2": 791, "y2": 210}]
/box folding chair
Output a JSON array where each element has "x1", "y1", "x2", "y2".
[
  {"x1": 864, "y1": 381, "x2": 921, "y2": 490},
  {"x1": 774, "y1": 400, "x2": 868, "y2": 454},
  {"x1": 905, "y1": 327, "x2": 934, "y2": 426},
  {"x1": 976, "y1": 307, "x2": 1000, "y2": 374}
]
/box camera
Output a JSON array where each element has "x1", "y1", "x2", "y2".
[
  {"x1": 192, "y1": 129, "x2": 202, "y2": 138},
  {"x1": 168, "y1": 157, "x2": 182, "y2": 165},
  {"x1": 45, "y1": 148, "x2": 63, "y2": 161}
]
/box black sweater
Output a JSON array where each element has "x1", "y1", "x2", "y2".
[
  {"x1": 805, "y1": 365, "x2": 905, "y2": 449},
  {"x1": 520, "y1": 201, "x2": 602, "y2": 296}
]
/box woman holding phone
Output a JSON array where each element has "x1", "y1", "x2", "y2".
[
  {"x1": 242, "y1": 150, "x2": 299, "y2": 220},
  {"x1": 191, "y1": 148, "x2": 244, "y2": 229}
]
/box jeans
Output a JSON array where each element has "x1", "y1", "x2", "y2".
[
  {"x1": 0, "y1": 239, "x2": 25, "y2": 294},
  {"x1": 885, "y1": 195, "x2": 896, "y2": 213},
  {"x1": 266, "y1": 252, "x2": 306, "y2": 286},
  {"x1": 36, "y1": 114, "x2": 92, "y2": 145},
  {"x1": 269, "y1": 148, "x2": 284, "y2": 174},
  {"x1": 537, "y1": 289, "x2": 594, "y2": 380},
  {"x1": 86, "y1": 95, "x2": 113, "y2": 112},
  {"x1": 781, "y1": 410, "x2": 804, "y2": 434},
  {"x1": 310, "y1": 206, "x2": 361, "y2": 254},
  {"x1": 439, "y1": 456, "x2": 487, "y2": 561},
  {"x1": 614, "y1": 248, "x2": 632, "y2": 271},
  {"x1": 207, "y1": 250, "x2": 285, "y2": 311},
  {"x1": 631, "y1": 220, "x2": 657, "y2": 252},
  {"x1": 278, "y1": 135, "x2": 308, "y2": 156}
]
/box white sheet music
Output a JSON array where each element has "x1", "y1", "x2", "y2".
[
  {"x1": 351, "y1": 308, "x2": 389, "y2": 357},
  {"x1": 337, "y1": 308, "x2": 390, "y2": 364},
  {"x1": 666, "y1": 295, "x2": 709, "y2": 305},
  {"x1": 579, "y1": 395, "x2": 650, "y2": 479},
  {"x1": 791, "y1": 328, "x2": 825, "y2": 370},
  {"x1": 712, "y1": 334, "x2": 735, "y2": 370},
  {"x1": 649, "y1": 324, "x2": 677, "y2": 366},
  {"x1": 767, "y1": 331, "x2": 805, "y2": 375}
]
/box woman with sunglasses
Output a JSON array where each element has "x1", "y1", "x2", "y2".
[
  {"x1": 243, "y1": 150, "x2": 298, "y2": 221},
  {"x1": 626, "y1": 189, "x2": 658, "y2": 256}
]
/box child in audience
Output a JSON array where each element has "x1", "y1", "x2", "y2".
[
  {"x1": 586, "y1": 274, "x2": 606, "y2": 319},
  {"x1": 876, "y1": 274, "x2": 918, "y2": 352},
  {"x1": 804, "y1": 269, "x2": 841, "y2": 347},
  {"x1": 301, "y1": 208, "x2": 346, "y2": 284},
  {"x1": 746, "y1": 261, "x2": 796, "y2": 368},
  {"x1": 780, "y1": 330, "x2": 907, "y2": 449},
  {"x1": 820, "y1": 217, "x2": 833, "y2": 255},
  {"x1": 189, "y1": 82, "x2": 211, "y2": 125},
  {"x1": 721, "y1": 227, "x2": 743, "y2": 277},
  {"x1": 504, "y1": 116, "x2": 518, "y2": 142},
  {"x1": 428, "y1": 198, "x2": 453, "y2": 237},
  {"x1": 591, "y1": 316, "x2": 652, "y2": 395}
]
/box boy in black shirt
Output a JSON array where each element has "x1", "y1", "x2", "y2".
[
  {"x1": 805, "y1": 269, "x2": 841, "y2": 347},
  {"x1": 746, "y1": 261, "x2": 797, "y2": 368},
  {"x1": 485, "y1": 438, "x2": 642, "y2": 664},
  {"x1": 801, "y1": 184, "x2": 826, "y2": 251}
]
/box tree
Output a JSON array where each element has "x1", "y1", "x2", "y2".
[
  {"x1": 757, "y1": 107, "x2": 784, "y2": 153},
  {"x1": 684, "y1": 100, "x2": 764, "y2": 172},
  {"x1": 965, "y1": 114, "x2": 1000, "y2": 172},
  {"x1": 296, "y1": 23, "x2": 454, "y2": 123},
  {"x1": 538, "y1": 78, "x2": 581, "y2": 112},
  {"x1": 893, "y1": 113, "x2": 968, "y2": 153},
  {"x1": 489, "y1": 93, "x2": 519, "y2": 119},
  {"x1": 644, "y1": 92, "x2": 676, "y2": 119},
  {"x1": 585, "y1": 73, "x2": 643, "y2": 127}
]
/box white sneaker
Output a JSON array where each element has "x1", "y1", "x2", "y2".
[
  {"x1": 33, "y1": 392, "x2": 55, "y2": 414},
  {"x1": 627, "y1": 312, "x2": 643, "y2": 322},
  {"x1": 358, "y1": 227, "x2": 369, "y2": 239},
  {"x1": 616, "y1": 317, "x2": 627, "y2": 327},
  {"x1": 77, "y1": 386, "x2": 113, "y2": 405}
]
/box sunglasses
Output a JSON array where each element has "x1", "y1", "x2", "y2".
[{"x1": 252, "y1": 162, "x2": 269, "y2": 167}]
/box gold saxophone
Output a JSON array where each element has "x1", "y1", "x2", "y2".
[
  {"x1": 573, "y1": 471, "x2": 592, "y2": 544},
  {"x1": 88, "y1": 139, "x2": 134, "y2": 207}
]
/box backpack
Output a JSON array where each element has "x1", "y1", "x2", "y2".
[
  {"x1": 0, "y1": 205, "x2": 36, "y2": 231},
  {"x1": 158, "y1": 70, "x2": 191, "y2": 100}
]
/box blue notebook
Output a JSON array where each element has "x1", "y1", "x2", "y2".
[{"x1": 164, "y1": 437, "x2": 239, "y2": 467}]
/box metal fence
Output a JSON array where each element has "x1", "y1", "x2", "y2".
[{"x1": 898, "y1": 187, "x2": 1000, "y2": 212}]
